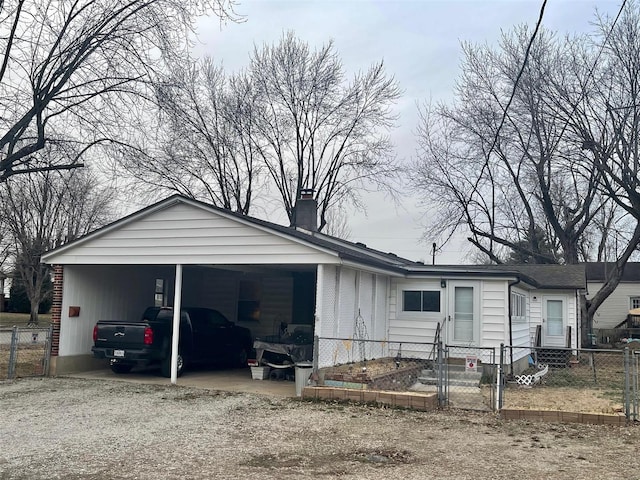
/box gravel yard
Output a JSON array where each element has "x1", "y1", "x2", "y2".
[{"x1": 1, "y1": 377, "x2": 640, "y2": 480}]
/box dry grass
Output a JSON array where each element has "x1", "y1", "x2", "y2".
[
  {"x1": 503, "y1": 352, "x2": 629, "y2": 414},
  {"x1": 503, "y1": 385, "x2": 624, "y2": 414},
  {"x1": 0, "y1": 344, "x2": 48, "y2": 380},
  {"x1": 0, "y1": 312, "x2": 51, "y2": 327}
]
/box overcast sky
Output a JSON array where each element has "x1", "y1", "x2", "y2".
[{"x1": 192, "y1": 0, "x2": 624, "y2": 264}]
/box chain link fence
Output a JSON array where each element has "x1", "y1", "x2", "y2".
[
  {"x1": 314, "y1": 337, "x2": 496, "y2": 411},
  {"x1": 442, "y1": 345, "x2": 497, "y2": 411},
  {"x1": 631, "y1": 351, "x2": 640, "y2": 421},
  {"x1": 0, "y1": 326, "x2": 52, "y2": 380},
  {"x1": 499, "y1": 345, "x2": 634, "y2": 418},
  {"x1": 313, "y1": 337, "x2": 640, "y2": 419}
]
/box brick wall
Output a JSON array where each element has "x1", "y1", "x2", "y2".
[{"x1": 50, "y1": 265, "x2": 63, "y2": 356}]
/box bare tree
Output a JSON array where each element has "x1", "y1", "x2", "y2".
[
  {"x1": 123, "y1": 59, "x2": 261, "y2": 214},
  {"x1": 414, "y1": 27, "x2": 609, "y2": 266},
  {"x1": 322, "y1": 206, "x2": 352, "y2": 240},
  {"x1": 0, "y1": 164, "x2": 113, "y2": 324},
  {"x1": 412, "y1": 4, "x2": 640, "y2": 344},
  {"x1": 0, "y1": 0, "x2": 236, "y2": 183},
  {"x1": 250, "y1": 32, "x2": 402, "y2": 231},
  {"x1": 559, "y1": 2, "x2": 640, "y2": 331},
  {"x1": 130, "y1": 32, "x2": 402, "y2": 233}
]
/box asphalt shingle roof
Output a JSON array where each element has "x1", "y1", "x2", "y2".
[{"x1": 585, "y1": 262, "x2": 640, "y2": 282}]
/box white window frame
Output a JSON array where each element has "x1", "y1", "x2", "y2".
[
  {"x1": 630, "y1": 296, "x2": 640, "y2": 310},
  {"x1": 510, "y1": 291, "x2": 526, "y2": 323}
]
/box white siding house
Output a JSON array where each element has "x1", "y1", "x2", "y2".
[
  {"x1": 42, "y1": 195, "x2": 587, "y2": 378},
  {"x1": 42, "y1": 195, "x2": 404, "y2": 376}
]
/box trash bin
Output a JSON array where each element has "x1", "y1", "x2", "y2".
[{"x1": 294, "y1": 362, "x2": 313, "y2": 397}]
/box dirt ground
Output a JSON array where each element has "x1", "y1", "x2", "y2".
[{"x1": 1, "y1": 377, "x2": 639, "y2": 480}]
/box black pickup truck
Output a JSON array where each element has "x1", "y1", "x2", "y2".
[{"x1": 92, "y1": 306, "x2": 253, "y2": 377}]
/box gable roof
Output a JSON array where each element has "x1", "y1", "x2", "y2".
[
  {"x1": 585, "y1": 262, "x2": 640, "y2": 282},
  {"x1": 42, "y1": 195, "x2": 419, "y2": 273},
  {"x1": 41, "y1": 194, "x2": 588, "y2": 291}
]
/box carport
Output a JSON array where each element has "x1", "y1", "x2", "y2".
[{"x1": 42, "y1": 195, "x2": 404, "y2": 384}]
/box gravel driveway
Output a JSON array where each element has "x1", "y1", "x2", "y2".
[{"x1": 1, "y1": 377, "x2": 639, "y2": 479}]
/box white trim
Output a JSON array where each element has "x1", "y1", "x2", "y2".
[
  {"x1": 170, "y1": 264, "x2": 183, "y2": 384},
  {"x1": 315, "y1": 264, "x2": 324, "y2": 332},
  {"x1": 339, "y1": 259, "x2": 405, "y2": 277},
  {"x1": 447, "y1": 280, "x2": 481, "y2": 346},
  {"x1": 542, "y1": 295, "x2": 567, "y2": 347}
]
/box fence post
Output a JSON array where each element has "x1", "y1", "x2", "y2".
[
  {"x1": 496, "y1": 343, "x2": 504, "y2": 412},
  {"x1": 8, "y1": 326, "x2": 18, "y2": 380},
  {"x1": 312, "y1": 335, "x2": 320, "y2": 379},
  {"x1": 44, "y1": 325, "x2": 54, "y2": 376},
  {"x1": 625, "y1": 347, "x2": 631, "y2": 421},
  {"x1": 436, "y1": 340, "x2": 444, "y2": 406},
  {"x1": 634, "y1": 352, "x2": 639, "y2": 422}
]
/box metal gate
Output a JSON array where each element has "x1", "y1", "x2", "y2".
[{"x1": 1, "y1": 326, "x2": 52, "y2": 380}]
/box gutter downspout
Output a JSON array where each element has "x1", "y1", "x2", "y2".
[{"x1": 507, "y1": 277, "x2": 521, "y2": 377}]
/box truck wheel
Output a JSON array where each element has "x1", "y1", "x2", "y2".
[
  {"x1": 161, "y1": 352, "x2": 185, "y2": 378},
  {"x1": 111, "y1": 364, "x2": 133, "y2": 374},
  {"x1": 235, "y1": 347, "x2": 249, "y2": 368}
]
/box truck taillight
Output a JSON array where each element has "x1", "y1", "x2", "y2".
[
  {"x1": 93, "y1": 325, "x2": 98, "y2": 342},
  {"x1": 144, "y1": 327, "x2": 153, "y2": 345}
]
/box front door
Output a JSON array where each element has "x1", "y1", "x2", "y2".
[
  {"x1": 543, "y1": 297, "x2": 566, "y2": 347},
  {"x1": 447, "y1": 281, "x2": 479, "y2": 345}
]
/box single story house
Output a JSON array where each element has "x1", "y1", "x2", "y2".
[{"x1": 41, "y1": 195, "x2": 586, "y2": 378}]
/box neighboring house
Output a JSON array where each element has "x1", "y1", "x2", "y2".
[
  {"x1": 41, "y1": 195, "x2": 585, "y2": 377},
  {"x1": 586, "y1": 262, "x2": 640, "y2": 330}
]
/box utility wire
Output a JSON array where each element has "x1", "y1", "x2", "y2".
[
  {"x1": 466, "y1": 0, "x2": 547, "y2": 256},
  {"x1": 485, "y1": 0, "x2": 548, "y2": 160}
]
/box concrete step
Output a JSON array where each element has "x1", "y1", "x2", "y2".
[{"x1": 418, "y1": 368, "x2": 483, "y2": 387}]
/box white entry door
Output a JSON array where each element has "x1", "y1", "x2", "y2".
[
  {"x1": 448, "y1": 281, "x2": 479, "y2": 345},
  {"x1": 543, "y1": 296, "x2": 566, "y2": 347}
]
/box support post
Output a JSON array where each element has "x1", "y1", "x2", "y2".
[{"x1": 171, "y1": 264, "x2": 183, "y2": 385}]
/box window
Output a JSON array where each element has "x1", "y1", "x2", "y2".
[
  {"x1": 403, "y1": 290, "x2": 441, "y2": 312},
  {"x1": 631, "y1": 297, "x2": 640, "y2": 310},
  {"x1": 511, "y1": 292, "x2": 526, "y2": 322},
  {"x1": 154, "y1": 279, "x2": 167, "y2": 307}
]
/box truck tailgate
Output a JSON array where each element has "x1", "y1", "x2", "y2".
[{"x1": 94, "y1": 321, "x2": 148, "y2": 347}]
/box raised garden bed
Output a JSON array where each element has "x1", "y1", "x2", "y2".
[{"x1": 320, "y1": 357, "x2": 426, "y2": 391}]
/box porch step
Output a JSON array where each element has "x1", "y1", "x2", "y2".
[{"x1": 418, "y1": 365, "x2": 483, "y2": 388}]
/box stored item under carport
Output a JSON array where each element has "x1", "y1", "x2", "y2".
[{"x1": 251, "y1": 366, "x2": 270, "y2": 380}]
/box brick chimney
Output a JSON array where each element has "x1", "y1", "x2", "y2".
[{"x1": 292, "y1": 189, "x2": 318, "y2": 232}]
